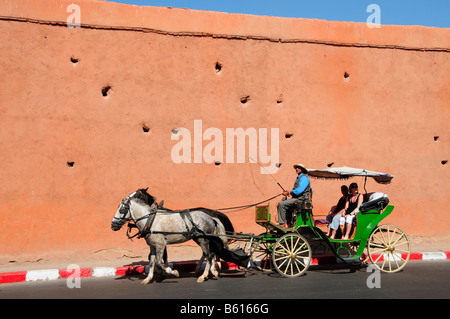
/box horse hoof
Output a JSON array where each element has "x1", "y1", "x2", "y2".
[
  {"x1": 141, "y1": 279, "x2": 150, "y2": 285},
  {"x1": 211, "y1": 267, "x2": 219, "y2": 276},
  {"x1": 197, "y1": 277, "x2": 205, "y2": 283},
  {"x1": 173, "y1": 270, "x2": 179, "y2": 277},
  {"x1": 211, "y1": 270, "x2": 219, "y2": 278}
]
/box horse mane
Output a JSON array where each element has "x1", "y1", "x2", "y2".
[
  {"x1": 130, "y1": 191, "x2": 234, "y2": 233},
  {"x1": 191, "y1": 208, "x2": 235, "y2": 234},
  {"x1": 133, "y1": 188, "x2": 156, "y2": 206},
  {"x1": 156, "y1": 202, "x2": 234, "y2": 233}
]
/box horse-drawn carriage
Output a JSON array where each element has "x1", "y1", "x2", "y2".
[
  {"x1": 249, "y1": 166, "x2": 410, "y2": 277},
  {"x1": 111, "y1": 166, "x2": 410, "y2": 283}
]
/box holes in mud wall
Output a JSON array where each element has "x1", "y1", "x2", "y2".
[
  {"x1": 433, "y1": 136, "x2": 446, "y2": 165},
  {"x1": 214, "y1": 161, "x2": 222, "y2": 166},
  {"x1": 327, "y1": 162, "x2": 335, "y2": 168},
  {"x1": 142, "y1": 124, "x2": 150, "y2": 133},
  {"x1": 285, "y1": 133, "x2": 293, "y2": 139},
  {"x1": 276, "y1": 94, "x2": 283, "y2": 104},
  {"x1": 102, "y1": 85, "x2": 112, "y2": 98},
  {"x1": 67, "y1": 161, "x2": 75, "y2": 167},
  {"x1": 240, "y1": 96, "x2": 250, "y2": 104},
  {"x1": 70, "y1": 57, "x2": 79, "y2": 64},
  {"x1": 343, "y1": 72, "x2": 350, "y2": 82},
  {"x1": 215, "y1": 62, "x2": 222, "y2": 73}
]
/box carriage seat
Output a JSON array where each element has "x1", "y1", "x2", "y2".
[
  {"x1": 315, "y1": 218, "x2": 330, "y2": 226},
  {"x1": 359, "y1": 192, "x2": 389, "y2": 212},
  {"x1": 314, "y1": 192, "x2": 389, "y2": 227},
  {"x1": 287, "y1": 199, "x2": 314, "y2": 227},
  {"x1": 294, "y1": 199, "x2": 313, "y2": 211}
]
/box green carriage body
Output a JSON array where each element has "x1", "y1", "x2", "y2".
[
  {"x1": 256, "y1": 202, "x2": 393, "y2": 259},
  {"x1": 252, "y1": 167, "x2": 410, "y2": 277}
]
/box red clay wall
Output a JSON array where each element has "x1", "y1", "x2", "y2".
[{"x1": 0, "y1": 0, "x2": 449, "y2": 263}]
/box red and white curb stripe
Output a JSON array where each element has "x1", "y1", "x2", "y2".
[{"x1": 1, "y1": 251, "x2": 449, "y2": 284}]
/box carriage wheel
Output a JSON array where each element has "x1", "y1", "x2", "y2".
[
  {"x1": 272, "y1": 233, "x2": 311, "y2": 278},
  {"x1": 367, "y1": 224, "x2": 410, "y2": 273},
  {"x1": 251, "y1": 238, "x2": 274, "y2": 272}
]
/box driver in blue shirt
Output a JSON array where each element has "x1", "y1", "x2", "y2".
[{"x1": 277, "y1": 163, "x2": 311, "y2": 228}]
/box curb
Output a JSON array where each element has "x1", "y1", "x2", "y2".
[{"x1": 1, "y1": 251, "x2": 449, "y2": 284}]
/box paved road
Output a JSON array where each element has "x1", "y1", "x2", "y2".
[{"x1": 1, "y1": 261, "x2": 448, "y2": 303}]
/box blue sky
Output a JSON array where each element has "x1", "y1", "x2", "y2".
[{"x1": 109, "y1": 0, "x2": 449, "y2": 28}]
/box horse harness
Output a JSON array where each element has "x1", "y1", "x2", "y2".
[
  {"x1": 126, "y1": 206, "x2": 206, "y2": 240},
  {"x1": 126, "y1": 205, "x2": 157, "y2": 240}
]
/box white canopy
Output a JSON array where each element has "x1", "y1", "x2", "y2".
[{"x1": 307, "y1": 166, "x2": 394, "y2": 184}]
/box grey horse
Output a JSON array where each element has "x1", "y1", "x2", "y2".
[
  {"x1": 111, "y1": 188, "x2": 229, "y2": 284},
  {"x1": 158, "y1": 204, "x2": 235, "y2": 275}
]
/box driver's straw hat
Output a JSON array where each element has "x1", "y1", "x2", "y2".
[{"x1": 293, "y1": 163, "x2": 307, "y2": 171}]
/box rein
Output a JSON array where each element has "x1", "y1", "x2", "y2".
[
  {"x1": 126, "y1": 210, "x2": 156, "y2": 240},
  {"x1": 126, "y1": 201, "x2": 158, "y2": 240},
  {"x1": 120, "y1": 192, "x2": 283, "y2": 240},
  {"x1": 216, "y1": 193, "x2": 282, "y2": 213}
]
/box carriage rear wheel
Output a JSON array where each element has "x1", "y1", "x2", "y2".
[
  {"x1": 367, "y1": 224, "x2": 410, "y2": 273},
  {"x1": 272, "y1": 233, "x2": 311, "y2": 278}
]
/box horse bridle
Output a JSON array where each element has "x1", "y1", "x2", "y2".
[
  {"x1": 112, "y1": 195, "x2": 158, "y2": 237},
  {"x1": 112, "y1": 197, "x2": 132, "y2": 229}
]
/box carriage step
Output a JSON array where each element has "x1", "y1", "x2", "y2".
[
  {"x1": 330, "y1": 239, "x2": 361, "y2": 244},
  {"x1": 338, "y1": 257, "x2": 363, "y2": 264}
]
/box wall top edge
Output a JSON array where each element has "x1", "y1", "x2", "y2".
[{"x1": 1, "y1": 0, "x2": 449, "y2": 50}]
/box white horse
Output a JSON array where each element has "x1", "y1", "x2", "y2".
[
  {"x1": 111, "y1": 188, "x2": 228, "y2": 284},
  {"x1": 157, "y1": 204, "x2": 235, "y2": 276}
]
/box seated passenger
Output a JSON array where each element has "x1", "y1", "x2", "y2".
[
  {"x1": 326, "y1": 185, "x2": 349, "y2": 237},
  {"x1": 340, "y1": 182, "x2": 363, "y2": 240},
  {"x1": 277, "y1": 163, "x2": 311, "y2": 228}
]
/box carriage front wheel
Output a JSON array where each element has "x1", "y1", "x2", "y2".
[
  {"x1": 251, "y1": 238, "x2": 274, "y2": 272},
  {"x1": 272, "y1": 233, "x2": 311, "y2": 278},
  {"x1": 367, "y1": 224, "x2": 410, "y2": 273}
]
